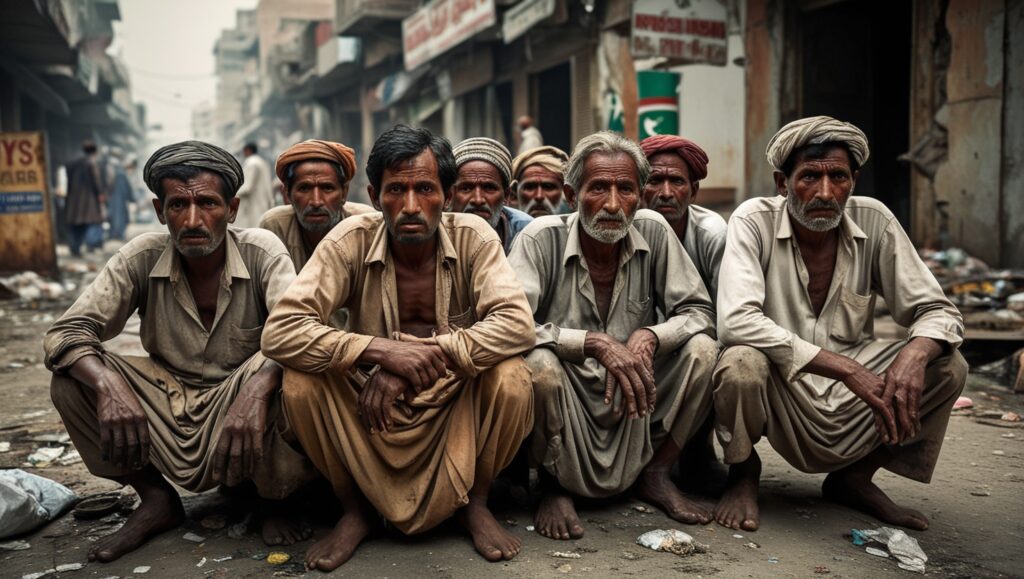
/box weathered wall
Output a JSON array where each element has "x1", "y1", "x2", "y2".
[
  {"x1": 1003, "y1": 0, "x2": 1024, "y2": 267},
  {"x1": 933, "y1": 0, "x2": 1005, "y2": 265},
  {"x1": 743, "y1": 0, "x2": 784, "y2": 200}
]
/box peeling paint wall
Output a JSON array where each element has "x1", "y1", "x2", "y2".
[
  {"x1": 1003, "y1": 0, "x2": 1024, "y2": 267},
  {"x1": 743, "y1": 0, "x2": 785, "y2": 200}
]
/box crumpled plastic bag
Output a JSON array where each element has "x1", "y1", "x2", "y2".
[
  {"x1": 851, "y1": 527, "x2": 928, "y2": 573},
  {"x1": 636, "y1": 529, "x2": 708, "y2": 557},
  {"x1": 0, "y1": 469, "x2": 78, "y2": 539}
]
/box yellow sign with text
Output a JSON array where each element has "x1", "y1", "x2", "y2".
[{"x1": 0, "y1": 131, "x2": 57, "y2": 274}]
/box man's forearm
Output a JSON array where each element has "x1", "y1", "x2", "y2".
[
  {"x1": 801, "y1": 348, "x2": 863, "y2": 381},
  {"x1": 241, "y1": 359, "x2": 282, "y2": 399},
  {"x1": 67, "y1": 354, "x2": 117, "y2": 393},
  {"x1": 901, "y1": 337, "x2": 944, "y2": 365}
]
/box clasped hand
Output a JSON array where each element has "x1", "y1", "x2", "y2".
[{"x1": 590, "y1": 329, "x2": 658, "y2": 419}]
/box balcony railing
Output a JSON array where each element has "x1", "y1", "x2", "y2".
[{"x1": 335, "y1": 0, "x2": 419, "y2": 35}]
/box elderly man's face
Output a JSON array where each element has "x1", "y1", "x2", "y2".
[
  {"x1": 154, "y1": 172, "x2": 238, "y2": 258},
  {"x1": 449, "y1": 160, "x2": 505, "y2": 228},
  {"x1": 372, "y1": 149, "x2": 446, "y2": 245},
  {"x1": 517, "y1": 164, "x2": 564, "y2": 217},
  {"x1": 570, "y1": 152, "x2": 640, "y2": 245},
  {"x1": 289, "y1": 160, "x2": 348, "y2": 233},
  {"x1": 643, "y1": 151, "x2": 695, "y2": 224},
  {"x1": 775, "y1": 146, "x2": 856, "y2": 232}
]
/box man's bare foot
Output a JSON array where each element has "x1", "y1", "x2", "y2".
[
  {"x1": 458, "y1": 495, "x2": 522, "y2": 562},
  {"x1": 88, "y1": 482, "x2": 185, "y2": 562},
  {"x1": 262, "y1": 514, "x2": 311, "y2": 546},
  {"x1": 822, "y1": 472, "x2": 929, "y2": 531},
  {"x1": 713, "y1": 452, "x2": 761, "y2": 532},
  {"x1": 534, "y1": 492, "x2": 584, "y2": 540},
  {"x1": 636, "y1": 467, "x2": 711, "y2": 524},
  {"x1": 304, "y1": 509, "x2": 371, "y2": 571}
]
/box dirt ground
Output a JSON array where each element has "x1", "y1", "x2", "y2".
[{"x1": 1, "y1": 234, "x2": 1022, "y2": 578}]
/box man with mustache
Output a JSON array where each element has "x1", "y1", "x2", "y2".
[
  {"x1": 512, "y1": 145, "x2": 570, "y2": 217},
  {"x1": 44, "y1": 141, "x2": 315, "y2": 563},
  {"x1": 507, "y1": 131, "x2": 719, "y2": 540},
  {"x1": 262, "y1": 125, "x2": 536, "y2": 571},
  {"x1": 639, "y1": 136, "x2": 726, "y2": 301},
  {"x1": 448, "y1": 137, "x2": 533, "y2": 254},
  {"x1": 712, "y1": 116, "x2": 967, "y2": 533}
]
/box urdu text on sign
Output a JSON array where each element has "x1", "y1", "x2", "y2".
[{"x1": 630, "y1": 0, "x2": 728, "y2": 66}]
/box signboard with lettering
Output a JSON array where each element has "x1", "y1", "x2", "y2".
[
  {"x1": 402, "y1": 0, "x2": 497, "y2": 71},
  {"x1": 631, "y1": 0, "x2": 728, "y2": 65},
  {"x1": 0, "y1": 132, "x2": 57, "y2": 274},
  {"x1": 503, "y1": 0, "x2": 556, "y2": 44}
]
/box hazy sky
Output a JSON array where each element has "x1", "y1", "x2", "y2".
[{"x1": 111, "y1": 0, "x2": 258, "y2": 147}]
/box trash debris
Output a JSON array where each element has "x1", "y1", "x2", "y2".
[
  {"x1": 26, "y1": 434, "x2": 70, "y2": 444},
  {"x1": 633, "y1": 505, "x2": 652, "y2": 513},
  {"x1": 227, "y1": 513, "x2": 251, "y2": 539},
  {"x1": 267, "y1": 552, "x2": 291, "y2": 565},
  {"x1": 0, "y1": 469, "x2": 77, "y2": 539},
  {"x1": 993, "y1": 450, "x2": 1006, "y2": 456},
  {"x1": 57, "y1": 449, "x2": 82, "y2": 466},
  {"x1": 0, "y1": 272, "x2": 66, "y2": 301},
  {"x1": 851, "y1": 527, "x2": 928, "y2": 573},
  {"x1": 952, "y1": 396, "x2": 973, "y2": 410},
  {"x1": 767, "y1": 556, "x2": 779, "y2": 563},
  {"x1": 8, "y1": 362, "x2": 24, "y2": 369},
  {"x1": 196, "y1": 557, "x2": 207, "y2": 568},
  {"x1": 556, "y1": 564, "x2": 572, "y2": 573},
  {"x1": 200, "y1": 514, "x2": 227, "y2": 530},
  {"x1": 970, "y1": 490, "x2": 991, "y2": 497},
  {"x1": 745, "y1": 542, "x2": 761, "y2": 549},
  {"x1": 635, "y1": 529, "x2": 708, "y2": 557},
  {"x1": 1001, "y1": 412, "x2": 1021, "y2": 422},
  {"x1": 505, "y1": 519, "x2": 517, "y2": 526},
  {"x1": 0, "y1": 539, "x2": 30, "y2": 550},
  {"x1": 133, "y1": 566, "x2": 151, "y2": 574},
  {"x1": 182, "y1": 532, "x2": 206, "y2": 543},
  {"x1": 54, "y1": 563, "x2": 83, "y2": 572},
  {"x1": 26, "y1": 446, "x2": 65, "y2": 466},
  {"x1": 732, "y1": 534, "x2": 743, "y2": 539},
  {"x1": 549, "y1": 551, "x2": 582, "y2": 559},
  {"x1": 73, "y1": 492, "x2": 123, "y2": 520},
  {"x1": 0, "y1": 442, "x2": 10, "y2": 452},
  {"x1": 211, "y1": 556, "x2": 233, "y2": 563},
  {"x1": 525, "y1": 525, "x2": 535, "y2": 532},
  {"x1": 814, "y1": 565, "x2": 831, "y2": 574},
  {"x1": 22, "y1": 569, "x2": 55, "y2": 579}
]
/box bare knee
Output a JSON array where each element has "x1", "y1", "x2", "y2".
[{"x1": 713, "y1": 346, "x2": 771, "y2": 398}]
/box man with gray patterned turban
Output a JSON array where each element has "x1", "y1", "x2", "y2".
[
  {"x1": 508, "y1": 131, "x2": 720, "y2": 539},
  {"x1": 712, "y1": 116, "x2": 966, "y2": 534},
  {"x1": 449, "y1": 137, "x2": 533, "y2": 254},
  {"x1": 45, "y1": 141, "x2": 315, "y2": 563}
]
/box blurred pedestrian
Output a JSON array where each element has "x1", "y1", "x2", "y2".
[
  {"x1": 517, "y1": 116, "x2": 544, "y2": 154},
  {"x1": 234, "y1": 142, "x2": 274, "y2": 228},
  {"x1": 107, "y1": 155, "x2": 135, "y2": 241},
  {"x1": 64, "y1": 140, "x2": 105, "y2": 256}
]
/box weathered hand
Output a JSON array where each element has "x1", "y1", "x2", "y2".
[
  {"x1": 883, "y1": 347, "x2": 930, "y2": 443},
  {"x1": 95, "y1": 369, "x2": 151, "y2": 470},
  {"x1": 588, "y1": 333, "x2": 656, "y2": 419},
  {"x1": 212, "y1": 392, "x2": 268, "y2": 487},
  {"x1": 842, "y1": 365, "x2": 898, "y2": 444},
  {"x1": 372, "y1": 340, "x2": 451, "y2": 392},
  {"x1": 625, "y1": 328, "x2": 659, "y2": 408},
  {"x1": 358, "y1": 370, "x2": 415, "y2": 434}
]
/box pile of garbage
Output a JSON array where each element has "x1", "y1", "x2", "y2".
[
  {"x1": 919, "y1": 248, "x2": 1024, "y2": 332},
  {"x1": 0, "y1": 272, "x2": 70, "y2": 302}
]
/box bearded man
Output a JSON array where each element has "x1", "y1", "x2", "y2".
[
  {"x1": 448, "y1": 137, "x2": 532, "y2": 254},
  {"x1": 262, "y1": 125, "x2": 535, "y2": 570},
  {"x1": 511, "y1": 145, "x2": 570, "y2": 218},
  {"x1": 508, "y1": 131, "x2": 719, "y2": 540},
  {"x1": 713, "y1": 116, "x2": 967, "y2": 533},
  {"x1": 44, "y1": 141, "x2": 315, "y2": 562}
]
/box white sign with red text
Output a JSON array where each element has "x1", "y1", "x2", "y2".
[
  {"x1": 403, "y1": 0, "x2": 497, "y2": 71},
  {"x1": 631, "y1": 0, "x2": 728, "y2": 65}
]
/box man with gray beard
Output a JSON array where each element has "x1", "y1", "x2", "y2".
[
  {"x1": 712, "y1": 116, "x2": 967, "y2": 534},
  {"x1": 507, "y1": 131, "x2": 720, "y2": 540},
  {"x1": 511, "y1": 146, "x2": 570, "y2": 217},
  {"x1": 44, "y1": 141, "x2": 315, "y2": 563}
]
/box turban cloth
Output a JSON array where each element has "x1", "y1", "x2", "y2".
[
  {"x1": 511, "y1": 145, "x2": 569, "y2": 183},
  {"x1": 639, "y1": 135, "x2": 709, "y2": 181},
  {"x1": 275, "y1": 139, "x2": 357, "y2": 185},
  {"x1": 143, "y1": 140, "x2": 244, "y2": 195},
  {"x1": 453, "y1": 137, "x2": 513, "y2": 186},
  {"x1": 765, "y1": 115, "x2": 870, "y2": 171}
]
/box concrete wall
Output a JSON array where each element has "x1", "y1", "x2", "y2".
[
  {"x1": 743, "y1": 0, "x2": 786, "y2": 200},
  {"x1": 1003, "y1": 0, "x2": 1024, "y2": 268}
]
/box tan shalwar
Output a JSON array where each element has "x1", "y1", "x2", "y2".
[
  {"x1": 262, "y1": 213, "x2": 536, "y2": 534},
  {"x1": 44, "y1": 229, "x2": 315, "y2": 499},
  {"x1": 507, "y1": 210, "x2": 718, "y2": 498},
  {"x1": 714, "y1": 196, "x2": 967, "y2": 482}
]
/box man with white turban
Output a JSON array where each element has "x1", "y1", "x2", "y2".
[
  {"x1": 45, "y1": 141, "x2": 316, "y2": 563},
  {"x1": 712, "y1": 116, "x2": 967, "y2": 533}
]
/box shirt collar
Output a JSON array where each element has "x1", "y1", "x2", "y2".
[
  {"x1": 775, "y1": 199, "x2": 868, "y2": 241},
  {"x1": 562, "y1": 211, "x2": 650, "y2": 266},
  {"x1": 149, "y1": 230, "x2": 251, "y2": 281},
  {"x1": 364, "y1": 214, "x2": 458, "y2": 265}
]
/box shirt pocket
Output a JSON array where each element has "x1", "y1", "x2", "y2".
[
  {"x1": 830, "y1": 287, "x2": 873, "y2": 344},
  {"x1": 228, "y1": 324, "x2": 264, "y2": 365},
  {"x1": 626, "y1": 296, "x2": 653, "y2": 326},
  {"x1": 447, "y1": 307, "x2": 476, "y2": 330}
]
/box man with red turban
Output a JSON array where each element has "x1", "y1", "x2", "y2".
[{"x1": 639, "y1": 135, "x2": 726, "y2": 302}]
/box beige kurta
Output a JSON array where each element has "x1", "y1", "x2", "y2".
[
  {"x1": 714, "y1": 195, "x2": 966, "y2": 481},
  {"x1": 235, "y1": 154, "x2": 275, "y2": 228},
  {"x1": 681, "y1": 204, "x2": 727, "y2": 304},
  {"x1": 262, "y1": 212, "x2": 536, "y2": 534},
  {"x1": 44, "y1": 229, "x2": 314, "y2": 498},
  {"x1": 507, "y1": 210, "x2": 718, "y2": 497}
]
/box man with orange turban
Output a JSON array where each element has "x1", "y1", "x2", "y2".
[{"x1": 639, "y1": 135, "x2": 726, "y2": 302}]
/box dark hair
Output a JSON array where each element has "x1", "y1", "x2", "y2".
[
  {"x1": 284, "y1": 160, "x2": 347, "y2": 192},
  {"x1": 243, "y1": 142, "x2": 258, "y2": 154},
  {"x1": 153, "y1": 165, "x2": 233, "y2": 202},
  {"x1": 366, "y1": 125, "x2": 456, "y2": 195},
  {"x1": 82, "y1": 140, "x2": 97, "y2": 154},
  {"x1": 780, "y1": 142, "x2": 860, "y2": 177}
]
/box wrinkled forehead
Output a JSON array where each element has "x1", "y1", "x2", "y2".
[
  {"x1": 161, "y1": 171, "x2": 226, "y2": 199},
  {"x1": 382, "y1": 149, "x2": 441, "y2": 184},
  {"x1": 789, "y1": 144, "x2": 854, "y2": 173},
  {"x1": 519, "y1": 164, "x2": 563, "y2": 183},
  {"x1": 581, "y1": 151, "x2": 639, "y2": 183},
  {"x1": 456, "y1": 159, "x2": 503, "y2": 182}
]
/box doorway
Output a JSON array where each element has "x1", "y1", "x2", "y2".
[{"x1": 532, "y1": 61, "x2": 572, "y2": 153}]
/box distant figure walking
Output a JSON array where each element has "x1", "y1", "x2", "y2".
[
  {"x1": 64, "y1": 140, "x2": 105, "y2": 256},
  {"x1": 517, "y1": 116, "x2": 544, "y2": 154},
  {"x1": 107, "y1": 155, "x2": 135, "y2": 241},
  {"x1": 234, "y1": 142, "x2": 274, "y2": 228}
]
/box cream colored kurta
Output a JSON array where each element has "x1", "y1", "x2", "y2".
[
  {"x1": 714, "y1": 195, "x2": 966, "y2": 481},
  {"x1": 258, "y1": 201, "x2": 375, "y2": 272},
  {"x1": 681, "y1": 204, "x2": 727, "y2": 304},
  {"x1": 235, "y1": 154, "x2": 275, "y2": 228},
  {"x1": 508, "y1": 210, "x2": 717, "y2": 496},
  {"x1": 262, "y1": 212, "x2": 536, "y2": 533},
  {"x1": 44, "y1": 229, "x2": 313, "y2": 497}
]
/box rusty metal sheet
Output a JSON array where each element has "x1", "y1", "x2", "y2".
[{"x1": 0, "y1": 131, "x2": 58, "y2": 275}]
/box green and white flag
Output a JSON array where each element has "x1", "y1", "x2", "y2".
[{"x1": 637, "y1": 70, "x2": 680, "y2": 139}]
